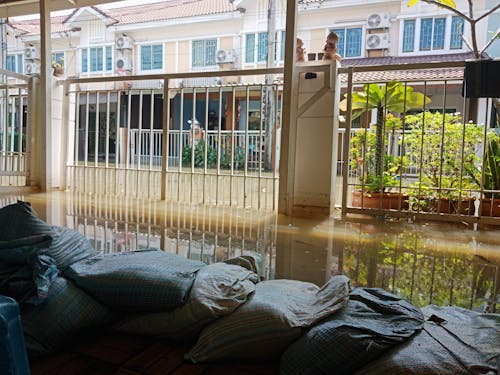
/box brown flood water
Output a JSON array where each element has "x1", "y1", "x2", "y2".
[{"x1": 2, "y1": 191, "x2": 499, "y2": 313}]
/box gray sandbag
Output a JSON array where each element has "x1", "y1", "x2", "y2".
[
  {"x1": 186, "y1": 275, "x2": 350, "y2": 363},
  {"x1": 114, "y1": 262, "x2": 259, "y2": 341},
  {"x1": 280, "y1": 288, "x2": 425, "y2": 375},
  {"x1": 0, "y1": 201, "x2": 97, "y2": 269},
  {"x1": 357, "y1": 304, "x2": 500, "y2": 374},
  {"x1": 0, "y1": 235, "x2": 58, "y2": 305},
  {"x1": 64, "y1": 249, "x2": 206, "y2": 312},
  {"x1": 21, "y1": 276, "x2": 113, "y2": 357}
]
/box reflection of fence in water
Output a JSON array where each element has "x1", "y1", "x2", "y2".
[{"x1": 65, "y1": 194, "x2": 277, "y2": 279}]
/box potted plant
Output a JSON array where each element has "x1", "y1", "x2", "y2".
[
  {"x1": 467, "y1": 131, "x2": 500, "y2": 216},
  {"x1": 404, "y1": 111, "x2": 483, "y2": 214},
  {"x1": 341, "y1": 81, "x2": 430, "y2": 210},
  {"x1": 408, "y1": 0, "x2": 500, "y2": 97}
]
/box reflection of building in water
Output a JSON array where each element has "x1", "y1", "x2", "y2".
[{"x1": 65, "y1": 194, "x2": 276, "y2": 279}]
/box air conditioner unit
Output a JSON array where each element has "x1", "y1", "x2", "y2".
[
  {"x1": 115, "y1": 35, "x2": 133, "y2": 50},
  {"x1": 24, "y1": 46, "x2": 40, "y2": 60},
  {"x1": 25, "y1": 61, "x2": 40, "y2": 75},
  {"x1": 366, "y1": 13, "x2": 391, "y2": 29},
  {"x1": 216, "y1": 49, "x2": 235, "y2": 64},
  {"x1": 366, "y1": 33, "x2": 390, "y2": 49},
  {"x1": 116, "y1": 57, "x2": 132, "y2": 71}
]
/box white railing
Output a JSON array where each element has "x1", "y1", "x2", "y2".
[{"x1": 0, "y1": 69, "x2": 34, "y2": 190}]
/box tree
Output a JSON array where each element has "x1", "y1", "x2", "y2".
[{"x1": 408, "y1": 0, "x2": 500, "y2": 59}]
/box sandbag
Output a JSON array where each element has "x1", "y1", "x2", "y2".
[
  {"x1": 357, "y1": 305, "x2": 500, "y2": 375},
  {"x1": 0, "y1": 201, "x2": 97, "y2": 269},
  {"x1": 21, "y1": 277, "x2": 113, "y2": 357},
  {"x1": 64, "y1": 249, "x2": 205, "y2": 312},
  {"x1": 186, "y1": 275, "x2": 350, "y2": 363},
  {"x1": 280, "y1": 288, "x2": 425, "y2": 375},
  {"x1": 114, "y1": 262, "x2": 259, "y2": 341}
]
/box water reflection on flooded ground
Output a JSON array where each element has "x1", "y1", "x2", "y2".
[{"x1": 2, "y1": 191, "x2": 499, "y2": 313}]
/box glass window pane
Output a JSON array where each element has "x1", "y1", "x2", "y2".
[
  {"x1": 332, "y1": 28, "x2": 345, "y2": 58},
  {"x1": 96, "y1": 48, "x2": 103, "y2": 71},
  {"x1": 152, "y1": 45, "x2": 163, "y2": 69},
  {"x1": 258, "y1": 32, "x2": 268, "y2": 62},
  {"x1": 141, "y1": 45, "x2": 152, "y2": 70},
  {"x1": 90, "y1": 48, "x2": 97, "y2": 71},
  {"x1": 420, "y1": 18, "x2": 433, "y2": 51},
  {"x1": 106, "y1": 46, "x2": 112, "y2": 71},
  {"x1": 432, "y1": 18, "x2": 446, "y2": 50},
  {"x1": 192, "y1": 40, "x2": 203, "y2": 67},
  {"x1": 6, "y1": 55, "x2": 15, "y2": 71},
  {"x1": 206, "y1": 39, "x2": 217, "y2": 66},
  {"x1": 403, "y1": 20, "x2": 416, "y2": 52},
  {"x1": 345, "y1": 28, "x2": 362, "y2": 57},
  {"x1": 245, "y1": 34, "x2": 255, "y2": 63},
  {"x1": 450, "y1": 16, "x2": 464, "y2": 49},
  {"x1": 280, "y1": 30, "x2": 286, "y2": 61},
  {"x1": 82, "y1": 49, "x2": 88, "y2": 73},
  {"x1": 17, "y1": 55, "x2": 23, "y2": 73}
]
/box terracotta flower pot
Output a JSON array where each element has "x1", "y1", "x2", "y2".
[
  {"x1": 351, "y1": 191, "x2": 409, "y2": 210},
  {"x1": 480, "y1": 198, "x2": 500, "y2": 217}
]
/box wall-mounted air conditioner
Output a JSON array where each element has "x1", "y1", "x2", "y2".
[
  {"x1": 115, "y1": 35, "x2": 134, "y2": 50},
  {"x1": 116, "y1": 57, "x2": 132, "y2": 71},
  {"x1": 366, "y1": 13, "x2": 391, "y2": 29},
  {"x1": 216, "y1": 49, "x2": 235, "y2": 64},
  {"x1": 24, "y1": 46, "x2": 40, "y2": 60},
  {"x1": 366, "y1": 33, "x2": 390, "y2": 49},
  {"x1": 25, "y1": 61, "x2": 40, "y2": 75}
]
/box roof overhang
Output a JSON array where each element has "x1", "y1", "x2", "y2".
[{"x1": 0, "y1": 0, "x2": 118, "y2": 18}]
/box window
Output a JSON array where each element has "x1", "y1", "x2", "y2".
[
  {"x1": 450, "y1": 16, "x2": 464, "y2": 49},
  {"x1": 81, "y1": 46, "x2": 113, "y2": 73},
  {"x1": 245, "y1": 31, "x2": 286, "y2": 63},
  {"x1": 6, "y1": 54, "x2": 23, "y2": 73},
  {"x1": 52, "y1": 52, "x2": 64, "y2": 67},
  {"x1": 141, "y1": 44, "x2": 163, "y2": 71},
  {"x1": 402, "y1": 20, "x2": 416, "y2": 52},
  {"x1": 331, "y1": 27, "x2": 362, "y2": 58},
  {"x1": 245, "y1": 34, "x2": 255, "y2": 63},
  {"x1": 192, "y1": 39, "x2": 217, "y2": 68},
  {"x1": 420, "y1": 17, "x2": 446, "y2": 51}
]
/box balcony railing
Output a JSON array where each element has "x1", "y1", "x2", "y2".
[{"x1": 0, "y1": 69, "x2": 35, "y2": 191}]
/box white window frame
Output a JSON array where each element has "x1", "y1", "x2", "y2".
[
  {"x1": 80, "y1": 45, "x2": 114, "y2": 74},
  {"x1": 139, "y1": 43, "x2": 164, "y2": 73},
  {"x1": 399, "y1": 15, "x2": 467, "y2": 55}
]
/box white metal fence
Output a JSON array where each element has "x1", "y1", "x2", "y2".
[
  {"x1": 0, "y1": 69, "x2": 34, "y2": 190},
  {"x1": 65, "y1": 68, "x2": 283, "y2": 211}
]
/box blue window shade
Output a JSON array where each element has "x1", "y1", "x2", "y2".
[
  {"x1": 89, "y1": 47, "x2": 103, "y2": 72},
  {"x1": 141, "y1": 45, "x2": 152, "y2": 70},
  {"x1": 258, "y1": 32, "x2": 268, "y2": 62},
  {"x1": 82, "y1": 49, "x2": 88, "y2": 72},
  {"x1": 192, "y1": 39, "x2": 217, "y2": 68},
  {"x1": 6, "y1": 55, "x2": 15, "y2": 72},
  {"x1": 403, "y1": 20, "x2": 416, "y2": 52},
  {"x1": 450, "y1": 16, "x2": 464, "y2": 49},
  {"x1": 345, "y1": 28, "x2": 362, "y2": 57},
  {"x1": 420, "y1": 18, "x2": 433, "y2": 50},
  {"x1": 246, "y1": 34, "x2": 255, "y2": 63},
  {"x1": 106, "y1": 46, "x2": 112, "y2": 71},
  {"x1": 432, "y1": 18, "x2": 446, "y2": 49},
  {"x1": 332, "y1": 28, "x2": 346, "y2": 58}
]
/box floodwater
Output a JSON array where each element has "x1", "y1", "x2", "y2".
[{"x1": 2, "y1": 191, "x2": 499, "y2": 313}]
